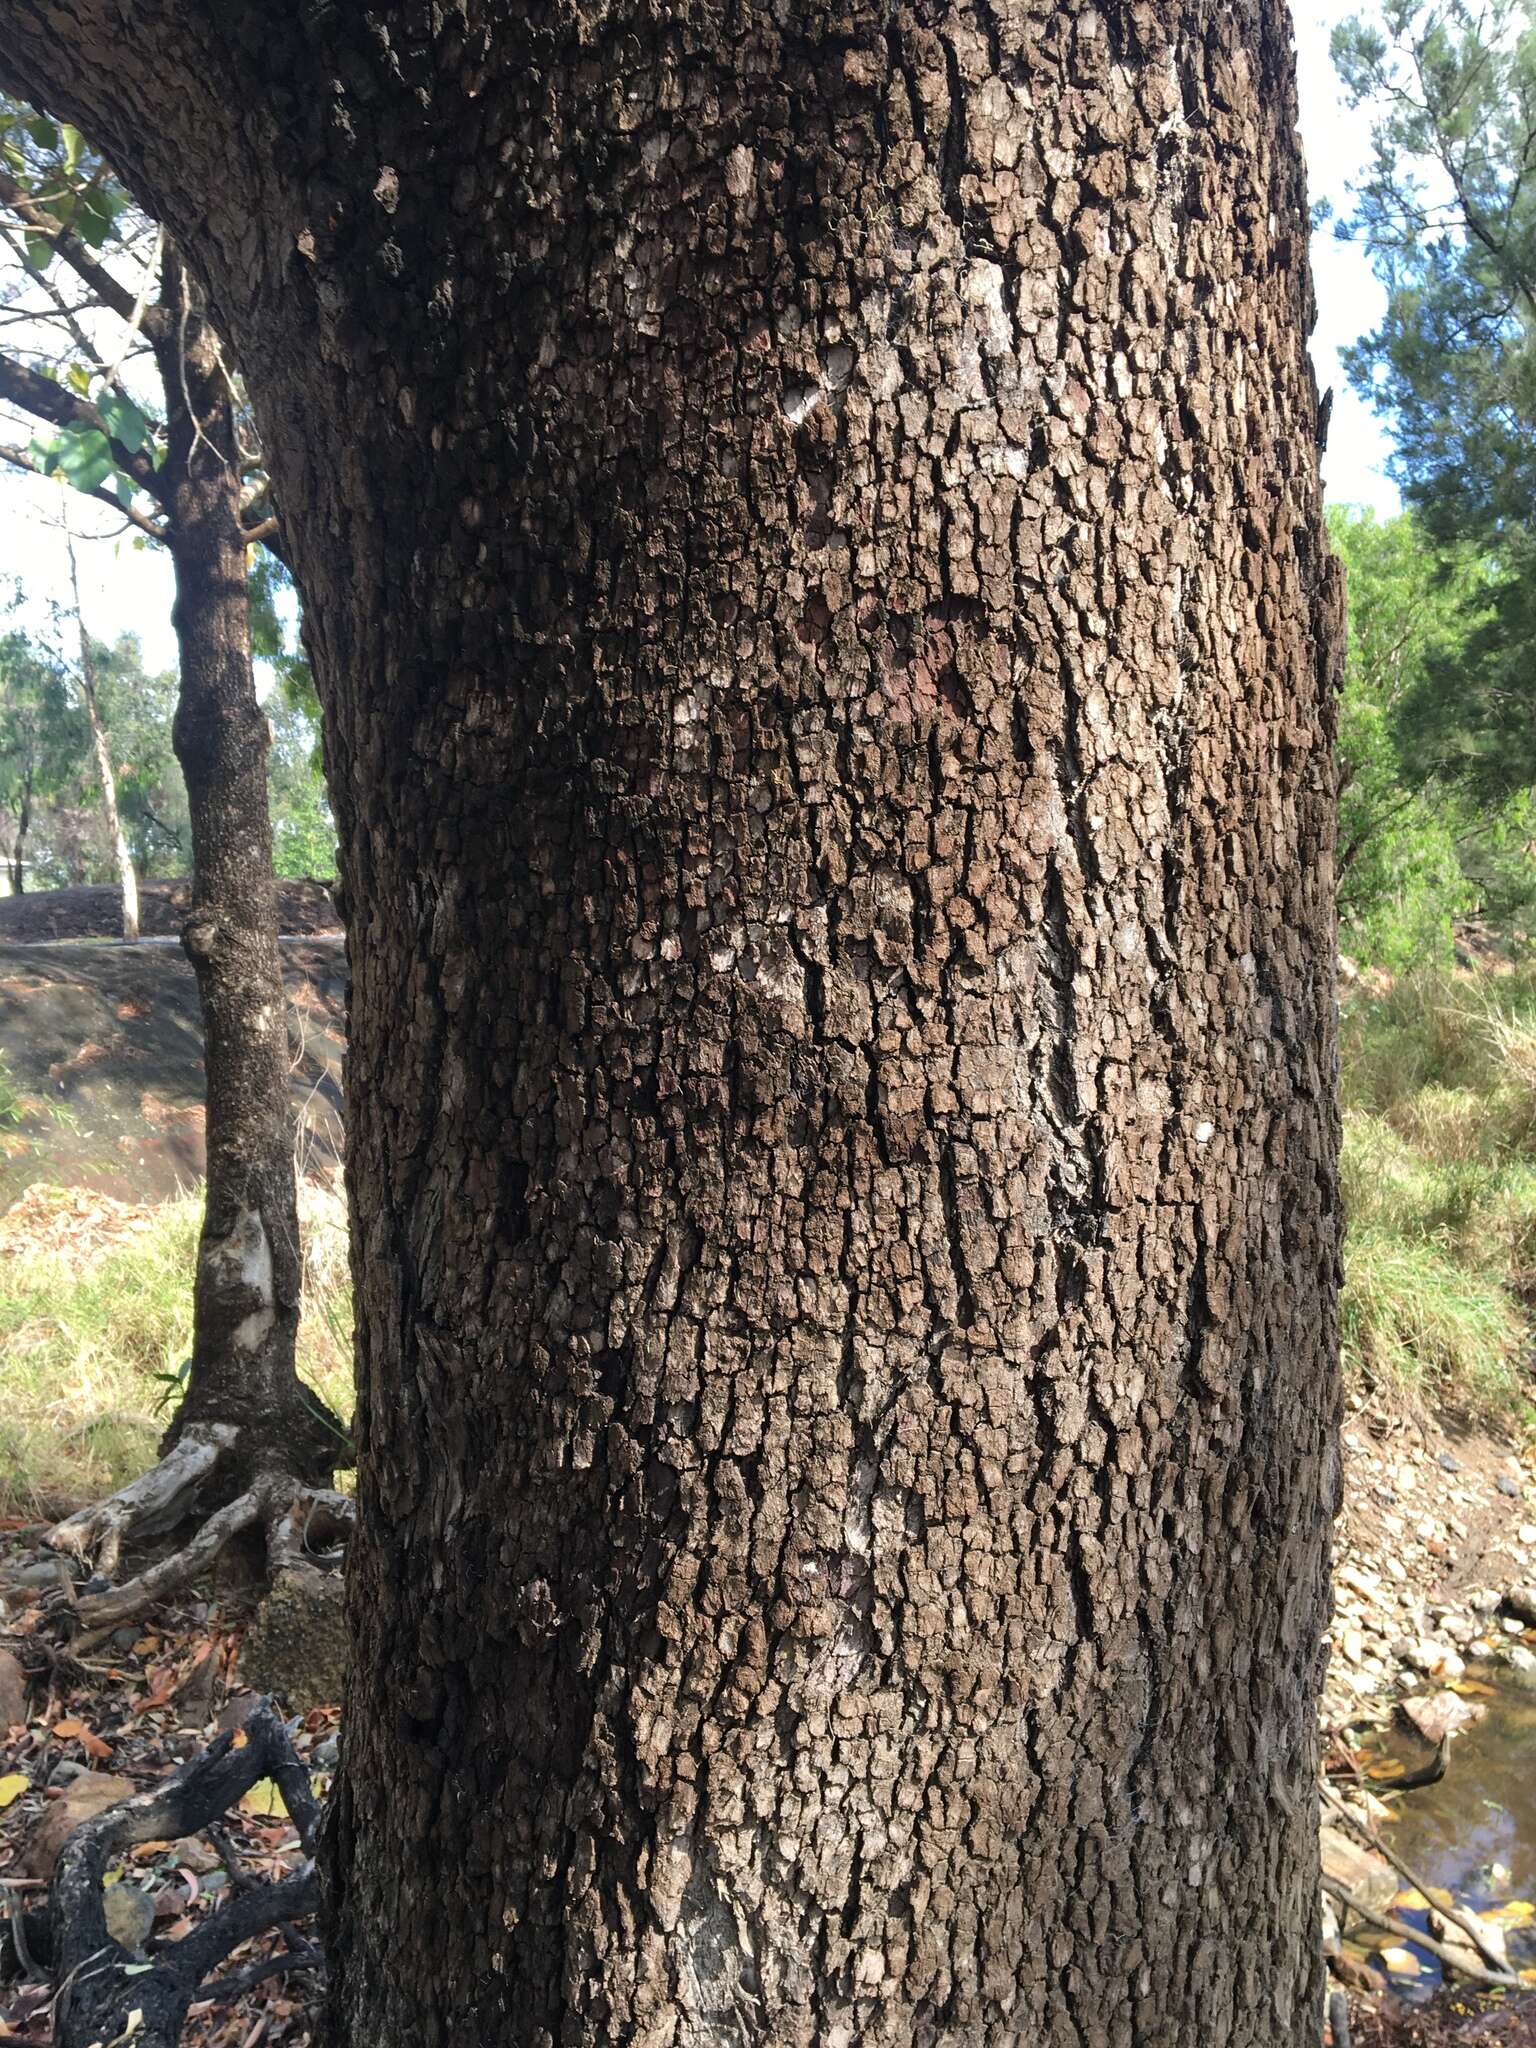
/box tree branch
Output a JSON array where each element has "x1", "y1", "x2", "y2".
[
  {"x1": 0, "y1": 437, "x2": 167, "y2": 543},
  {"x1": 0, "y1": 349, "x2": 165, "y2": 506},
  {"x1": 0, "y1": 163, "x2": 152, "y2": 331}
]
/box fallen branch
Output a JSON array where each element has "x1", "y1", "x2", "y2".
[
  {"x1": 1321, "y1": 1779, "x2": 1509, "y2": 1978},
  {"x1": 50, "y1": 1697, "x2": 322, "y2": 2048},
  {"x1": 1327, "y1": 1989, "x2": 1353, "y2": 2048},
  {"x1": 1321, "y1": 1877, "x2": 1517, "y2": 1991}
]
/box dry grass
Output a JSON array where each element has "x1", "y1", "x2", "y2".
[
  {"x1": 0, "y1": 1176, "x2": 353, "y2": 1518},
  {"x1": 1341, "y1": 967, "x2": 1536, "y2": 1422}
]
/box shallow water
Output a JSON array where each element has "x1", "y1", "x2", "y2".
[{"x1": 1359, "y1": 1681, "x2": 1536, "y2": 1999}]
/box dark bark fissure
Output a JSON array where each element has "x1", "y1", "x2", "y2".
[{"x1": 2, "y1": 2, "x2": 1342, "y2": 2044}]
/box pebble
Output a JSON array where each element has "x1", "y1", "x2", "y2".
[
  {"x1": 1499, "y1": 1474, "x2": 1523, "y2": 1498},
  {"x1": 47, "y1": 1759, "x2": 86, "y2": 1788},
  {"x1": 1438, "y1": 1452, "x2": 1461, "y2": 1474},
  {"x1": 1520, "y1": 1526, "x2": 1536, "y2": 1546}
]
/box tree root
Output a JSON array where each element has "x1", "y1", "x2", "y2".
[
  {"x1": 42, "y1": 1461, "x2": 354, "y2": 1653},
  {"x1": 45, "y1": 1425, "x2": 238, "y2": 1581},
  {"x1": 50, "y1": 1698, "x2": 323, "y2": 2048}
]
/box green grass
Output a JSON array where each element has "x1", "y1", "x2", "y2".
[
  {"x1": 1341, "y1": 966, "x2": 1536, "y2": 1423},
  {"x1": 0, "y1": 1178, "x2": 353, "y2": 1517}
]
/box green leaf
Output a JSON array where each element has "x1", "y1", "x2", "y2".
[
  {"x1": 31, "y1": 427, "x2": 116, "y2": 497},
  {"x1": 60, "y1": 124, "x2": 83, "y2": 174},
  {"x1": 74, "y1": 185, "x2": 120, "y2": 250},
  {"x1": 23, "y1": 114, "x2": 58, "y2": 153},
  {"x1": 66, "y1": 364, "x2": 90, "y2": 396},
  {"x1": 96, "y1": 388, "x2": 150, "y2": 455},
  {"x1": 22, "y1": 233, "x2": 52, "y2": 275}
]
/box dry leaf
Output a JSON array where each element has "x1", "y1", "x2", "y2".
[
  {"x1": 0, "y1": 1772, "x2": 28, "y2": 1810},
  {"x1": 79, "y1": 1728, "x2": 113, "y2": 1761},
  {"x1": 51, "y1": 1716, "x2": 86, "y2": 1740},
  {"x1": 239, "y1": 1778, "x2": 288, "y2": 1819}
]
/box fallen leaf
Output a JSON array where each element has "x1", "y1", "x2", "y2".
[
  {"x1": 240, "y1": 1778, "x2": 288, "y2": 1819},
  {"x1": 79, "y1": 1729, "x2": 112, "y2": 1760},
  {"x1": 0, "y1": 1772, "x2": 28, "y2": 1810},
  {"x1": 51, "y1": 1716, "x2": 86, "y2": 1739},
  {"x1": 1484, "y1": 1901, "x2": 1536, "y2": 1929}
]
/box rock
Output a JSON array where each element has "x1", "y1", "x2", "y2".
[
  {"x1": 1438, "y1": 1650, "x2": 1467, "y2": 1683},
  {"x1": 215, "y1": 1690, "x2": 262, "y2": 1734},
  {"x1": 103, "y1": 1883, "x2": 155, "y2": 1953},
  {"x1": 1321, "y1": 1825, "x2": 1400, "y2": 1914},
  {"x1": 313, "y1": 1733, "x2": 339, "y2": 1769},
  {"x1": 1439, "y1": 1451, "x2": 1462, "y2": 1474},
  {"x1": 1428, "y1": 1903, "x2": 1510, "y2": 1978},
  {"x1": 1498, "y1": 1475, "x2": 1523, "y2": 1498},
  {"x1": 0, "y1": 1557, "x2": 70, "y2": 1610},
  {"x1": 23, "y1": 1773, "x2": 137, "y2": 1878},
  {"x1": 1504, "y1": 1644, "x2": 1536, "y2": 1689},
  {"x1": 0, "y1": 1648, "x2": 27, "y2": 1730},
  {"x1": 1470, "y1": 1588, "x2": 1503, "y2": 1614},
  {"x1": 1521, "y1": 1526, "x2": 1536, "y2": 1547},
  {"x1": 238, "y1": 1567, "x2": 348, "y2": 1713},
  {"x1": 108, "y1": 1626, "x2": 141, "y2": 1654},
  {"x1": 1397, "y1": 1637, "x2": 1447, "y2": 1675},
  {"x1": 1399, "y1": 1691, "x2": 1487, "y2": 1743},
  {"x1": 47, "y1": 1760, "x2": 87, "y2": 1788},
  {"x1": 1340, "y1": 1627, "x2": 1365, "y2": 1666},
  {"x1": 1506, "y1": 1586, "x2": 1536, "y2": 1626}
]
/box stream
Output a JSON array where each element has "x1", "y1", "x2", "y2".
[{"x1": 1363, "y1": 1681, "x2": 1536, "y2": 2001}]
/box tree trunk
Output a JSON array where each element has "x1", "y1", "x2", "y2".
[
  {"x1": 150, "y1": 245, "x2": 337, "y2": 1489},
  {"x1": 3, "y1": 3, "x2": 1344, "y2": 2043},
  {"x1": 68, "y1": 540, "x2": 137, "y2": 940}
]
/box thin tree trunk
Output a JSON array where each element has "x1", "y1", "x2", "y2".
[
  {"x1": 151, "y1": 245, "x2": 337, "y2": 1488},
  {"x1": 9, "y1": 771, "x2": 28, "y2": 892},
  {"x1": 4, "y1": 4, "x2": 1344, "y2": 2043},
  {"x1": 67, "y1": 539, "x2": 137, "y2": 940}
]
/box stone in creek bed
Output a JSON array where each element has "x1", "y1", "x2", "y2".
[
  {"x1": 1438, "y1": 1451, "x2": 1462, "y2": 1473},
  {"x1": 1499, "y1": 1474, "x2": 1523, "y2": 1498}
]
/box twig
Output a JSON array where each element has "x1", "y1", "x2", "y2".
[
  {"x1": 202, "y1": 1942, "x2": 325, "y2": 2002},
  {"x1": 1321, "y1": 1876, "x2": 1516, "y2": 1990},
  {"x1": 1328, "y1": 1989, "x2": 1353, "y2": 2048},
  {"x1": 1322, "y1": 1779, "x2": 1509, "y2": 1976}
]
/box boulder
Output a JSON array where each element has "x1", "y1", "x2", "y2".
[{"x1": 238, "y1": 1566, "x2": 348, "y2": 1713}]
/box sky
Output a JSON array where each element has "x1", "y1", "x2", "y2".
[{"x1": 2, "y1": 1, "x2": 1399, "y2": 676}]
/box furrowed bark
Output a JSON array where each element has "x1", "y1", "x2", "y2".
[{"x1": 2, "y1": 3, "x2": 1344, "y2": 2044}]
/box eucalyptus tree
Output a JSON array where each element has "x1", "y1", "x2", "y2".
[{"x1": 3, "y1": 5, "x2": 1340, "y2": 2046}]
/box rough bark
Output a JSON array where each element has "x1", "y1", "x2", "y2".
[
  {"x1": 151, "y1": 244, "x2": 337, "y2": 1491},
  {"x1": 68, "y1": 539, "x2": 138, "y2": 941},
  {"x1": 1, "y1": 4, "x2": 1344, "y2": 2045}
]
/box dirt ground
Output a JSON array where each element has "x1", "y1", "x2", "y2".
[
  {"x1": 0, "y1": 936, "x2": 345, "y2": 1203},
  {"x1": 0, "y1": 878, "x2": 340, "y2": 944}
]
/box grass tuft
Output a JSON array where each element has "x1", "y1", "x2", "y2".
[
  {"x1": 0, "y1": 1177, "x2": 352, "y2": 1517},
  {"x1": 1341, "y1": 966, "x2": 1536, "y2": 1422}
]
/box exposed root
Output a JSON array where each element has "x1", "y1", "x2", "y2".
[
  {"x1": 50, "y1": 1698, "x2": 323, "y2": 2048},
  {"x1": 43, "y1": 1464, "x2": 353, "y2": 1653},
  {"x1": 266, "y1": 1487, "x2": 354, "y2": 1576},
  {"x1": 68, "y1": 1487, "x2": 268, "y2": 1653},
  {"x1": 45, "y1": 1424, "x2": 237, "y2": 1580}
]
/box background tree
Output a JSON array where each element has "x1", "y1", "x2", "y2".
[
  {"x1": 3, "y1": 5, "x2": 1341, "y2": 2047},
  {"x1": 1334, "y1": 0, "x2": 1536, "y2": 791},
  {"x1": 0, "y1": 96, "x2": 345, "y2": 1621},
  {"x1": 0, "y1": 617, "x2": 81, "y2": 890},
  {"x1": 1328, "y1": 503, "x2": 1536, "y2": 964}
]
